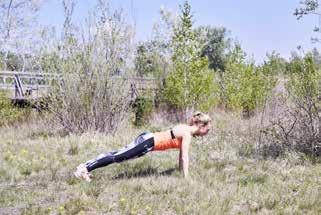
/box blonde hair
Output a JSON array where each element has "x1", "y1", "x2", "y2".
[{"x1": 190, "y1": 111, "x2": 211, "y2": 125}]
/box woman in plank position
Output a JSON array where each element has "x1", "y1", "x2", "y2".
[{"x1": 74, "y1": 111, "x2": 211, "y2": 182}]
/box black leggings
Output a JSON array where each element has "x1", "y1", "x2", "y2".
[{"x1": 85, "y1": 132, "x2": 154, "y2": 172}]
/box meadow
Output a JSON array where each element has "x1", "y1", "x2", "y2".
[
  {"x1": 1, "y1": 0, "x2": 321, "y2": 214},
  {"x1": 1, "y1": 110, "x2": 321, "y2": 215}
]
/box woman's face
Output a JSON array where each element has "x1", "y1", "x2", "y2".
[{"x1": 196, "y1": 122, "x2": 211, "y2": 136}]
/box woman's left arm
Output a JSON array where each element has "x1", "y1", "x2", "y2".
[{"x1": 180, "y1": 133, "x2": 191, "y2": 178}]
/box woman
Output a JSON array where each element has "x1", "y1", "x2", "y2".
[{"x1": 74, "y1": 111, "x2": 211, "y2": 182}]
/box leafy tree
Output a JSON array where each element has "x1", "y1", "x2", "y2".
[
  {"x1": 163, "y1": 1, "x2": 216, "y2": 113},
  {"x1": 286, "y1": 51, "x2": 306, "y2": 74},
  {"x1": 294, "y1": 0, "x2": 321, "y2": 42},
  {"x1": 0, "y1": 0, "x2": 42, "y2": 70},
  {"x1": 311, "y1": 48, "x2": 321, "y2": 68},
  {"x1": 262, "y1": 51, "x2": 287, "y2": 75},
  {"x1": 287, "y1": 54, "x2": 320, "y2": 101},
  {"x1": 134, "y1": 41, "x2": 165, "y2": 77},
  {"x1": 135, "y1": 43, "x2": 153, "y2": 76},
  {"x1": 39, "y1": 52, "x2": 61, "y2": 73},
  {"x1": 221, "y1": 44, "x2": 275, "y2": 116},
  {"x1": 195, "y1": 26, "x2": 231, "y2": 72},
  {"x1": 294, "y1": 0, "x2": 319, "y2": 19},
  {"x1": 152, "y1": 6, "x2": 177, "y2": 55},
  {"x1": 150, "y1": 6, "x2": 178, "y2": 81},
  {"x1": 0, "y1": 54, "x2": 3, "y2": 70},
  {"x1": 0, "y1": 51, "x2": 23, "y2": 71}
]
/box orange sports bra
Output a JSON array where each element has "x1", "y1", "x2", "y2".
[{"x1": 153, "y1": 130, "x2": 182, "y2": 151}]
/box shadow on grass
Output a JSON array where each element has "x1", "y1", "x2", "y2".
[{"x1": 112, "y1": 167, "x2": 177, "y2": 180}]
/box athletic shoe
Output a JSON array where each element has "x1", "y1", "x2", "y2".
[{"x1": 74, "y1": 163, "x2": 92, "y2": 182}]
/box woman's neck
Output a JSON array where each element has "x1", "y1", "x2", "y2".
[{"x1": 190, "y1": 125, "x2": 200, "y2": 136}]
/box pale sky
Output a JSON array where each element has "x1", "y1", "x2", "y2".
[{"x1": 39, "y1": 0, "x2": 319, "y2": 63}]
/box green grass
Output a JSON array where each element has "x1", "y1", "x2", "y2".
[{"x1": 1, "y1": 111, "x2": 321, "y2": 214}]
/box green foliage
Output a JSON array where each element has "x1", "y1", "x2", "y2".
[
  {"x1": 163, "y1": 1, "x2": 217, "y2": 111},
  {"x1": 40, "y1": 51, "x2": 61, "y2": 73},
  {"x1": 285, "y1": 52, "x2": 304, "y2": 75},
  {"x1": 0, "y1": 52, "x2": 23, "y2": 71},
  {"x1": 133, "y1": 96, "x2": 153, "y2": 126},
  {"x1": 135, "y1": 41, "x2": 164, "y2": 77},
  {"x1": 0, "y1": 91, "x2": 25, "y2": 126},
  {"x1": 59, "y1": 198, "x2": 92, "y2": 215},
  {"x1": 222, "y1": 44, "x2": 275, "y2": 112},
  {"x1": 135, "y1": 43, "x2": 154, "y2": 76},
  {"x1": 238, "y1": 174, "x2": 266, "y2": 186},
  {"x1": 21, "y1": 204, "x2": 53, "y2": 215},
  {"x1": 0, "y1": 54, "x2": 4, "y2": 70},
  {"x1": 311, "y1": 48, "x2": 321, "y2": 69},
  {"x1": 196, "y1": 26, "x2": 231, "y2": 72},
  {"x1": 262, "y1": 51, "x2": 287, "y2": 76},
  {"x1": 287, "y1": 54, "x2": 321, "y2": 105},
  {"x1": 164, "y1": 58, "x2": 216, "y2": 111}
]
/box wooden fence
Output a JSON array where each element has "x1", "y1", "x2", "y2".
[{"x1": 0, "y1": 71, "x2": 158, "y2": 101}]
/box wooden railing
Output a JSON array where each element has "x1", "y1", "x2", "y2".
[
  {"x1": 0, "y1": 71, "x2": 56, "y2": 99},
  {"x1": 0, "y1": 71, "x2": 158, "y2": 100}
]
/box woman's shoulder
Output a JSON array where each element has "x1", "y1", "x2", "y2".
[
  {"x1": 172, "y1": 123, "x2": 189, "y2": 129},
  {"x1": 172, "y1": 124, "x2": 193, "y2": 137}
]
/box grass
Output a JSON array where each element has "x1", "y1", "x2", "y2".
[{"x1": 1, "y1": 110, "x2": 321, "y2": 214}]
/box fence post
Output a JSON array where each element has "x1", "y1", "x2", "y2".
[{"x1": 14, "y1": 74, "x2": 24, "y2": 98}]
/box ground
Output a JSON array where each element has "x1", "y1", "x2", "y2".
[{"x1": 1, "y1": 111, "x2": 321, "y2": 214}]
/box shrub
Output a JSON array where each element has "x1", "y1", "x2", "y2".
[
  {"x1": 261, "y1": 54, "x2": 321, "y2": 157},
  {"x1": 0, "y1": 91, "x2": 26, "y2": 126},
  {"x1": 221, "y1": 44, "x2": 275, "y2": 116},
  {"x1": 133, "y1": 96, "x2": 153, "y2": 126},
  {"x1": 47, "y1": 1, "x2": 134, "y2": 133}
]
